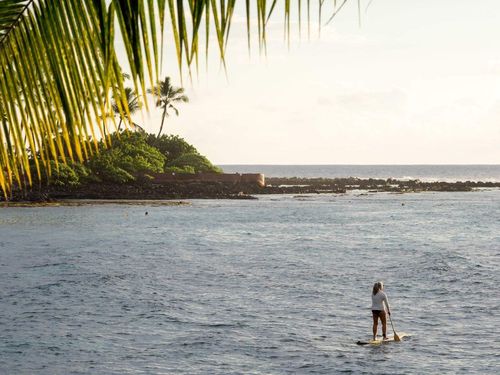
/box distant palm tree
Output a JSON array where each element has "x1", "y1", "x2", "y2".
[
  {"x1": 148, "y1": 77, "x2": 189, "y2": 138},
  {"x1": 112, "y1": 87, "x2": 141, "y2": 132}
]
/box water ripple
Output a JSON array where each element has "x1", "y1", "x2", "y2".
[{"x1": 0, "y1": 191, "x2": 499, "y2": 374}]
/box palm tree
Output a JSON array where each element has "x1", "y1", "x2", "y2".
[
  {"x1": 148, "y1": 77, "x2": 189, "y2": 138},
  {"x1": 112, "y1": 87, "x2": 142, "y2": 132},
  {"x1": 0, "y1": 1, "x2": 353, "y2": 196}
]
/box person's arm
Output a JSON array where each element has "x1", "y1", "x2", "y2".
[{"x1": 384, "y1": 293, "x2": 391, "y2": 315}]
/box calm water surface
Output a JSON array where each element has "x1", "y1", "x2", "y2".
[
  {"x1": 1, "y1": 191, "x2": 499, "y2": 374},
  {"x1": 220, "y1": 164, "x2": 500, "y2": 182}
]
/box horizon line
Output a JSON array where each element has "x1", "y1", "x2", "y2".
[{"x1": 217, "y1": 163, "x2": 500, "y2": 166}]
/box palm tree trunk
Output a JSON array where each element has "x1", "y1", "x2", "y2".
[
  {"x1": 157, "y1": 106, "x2": 167, "y2": 138},
  {"x1": 117, "y1": 118, "x2": 123, "y2": 132}
]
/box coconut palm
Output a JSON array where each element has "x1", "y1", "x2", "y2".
[
  {"x1": 0, "y1": 1, "x2": 354, "y2": 196},
  {"x1": 112, "y1": 87, "x2": 142, "y2": 132},
  {"x1": 148, "y1": 77, "x2": 189, "y2": 138}
]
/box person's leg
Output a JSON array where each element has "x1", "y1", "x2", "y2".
[
  {"x1": 372, "y1": 311, "x2": 379, "y2": 340},
  {"x1": 380, "y1": 311, "x2": 387, "y2": 339}
]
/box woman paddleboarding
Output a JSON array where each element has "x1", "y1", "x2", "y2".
[{"x1": 371, "y1": 281, "x2": 391, "y2": 341}]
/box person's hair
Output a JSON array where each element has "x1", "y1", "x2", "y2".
[{"x1": 372, "y1": 281, "x2": 384, "y2": 295}]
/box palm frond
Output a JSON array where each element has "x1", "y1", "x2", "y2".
[
  {"x1": 169, "y1": 105, "x2": 179, "y2": 117},
  {"x1": 0, "y1": 0, "x2": 162, "y2": 195},
  {"x1": 0, "y1": 0, "x2": 30, "y2": 42},
  {"x1": 0, "y1": 0, "x2": 355, "y2": 197},
  {"x1": 112, "y1": 87, "x2": 141, "y2": 121}
]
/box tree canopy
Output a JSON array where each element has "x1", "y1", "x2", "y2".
[
  {"x1": 32, "y1": 131, "x2": 221, "y2": 188},
  {"x1": 147, "y1": 134, "x2": 221, "y2": 174},
  {"x1": 87, "y1": 132, "x2": 165, "y2": 184}
]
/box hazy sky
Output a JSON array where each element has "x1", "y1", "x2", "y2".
[{"x1": 131, "y1": 0, "x2": 500, "y2": 164}]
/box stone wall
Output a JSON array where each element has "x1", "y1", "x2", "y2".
[{"x1": 150, "y1": 172, "x2": 265, "y2": 187}]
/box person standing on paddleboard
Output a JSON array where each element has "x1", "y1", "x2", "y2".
[{"x1": 372, "y1": 281, "x2": 391, "y2": 341}]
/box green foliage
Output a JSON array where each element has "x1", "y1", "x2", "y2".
[
  {"x1": 31, "y1": 131, "x2": 220, "y2": 188},
  {"x1": 49, "y1": 162, "x2": 80, "y2": 187},
  {"x1": 146, "y1": 134, "x2": 197, "y2": 161},
  {"x1": 146, "y1": 134, "x2": 220, "y2": 173},
  {"x1": 88, "y1": 132, "x2": 165, "y2": 184},
  {"x1": 167, "y1": 152, "x2": 222, "y2": 174},
  {"x1": 71, "y1": 162, "x2": 98, "y2": 184},
  {"x1": 38, "y1": 160, "x2": 88, "y2": 187},
  {"x1": 87, "y1": 151, "x2": 134, "y2": 184},
  {"x1": 164, "y1": 166, "x2": 196, "y2": 175}
]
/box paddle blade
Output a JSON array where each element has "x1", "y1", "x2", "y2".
[{"x1": 394, "y1": 332, "x2": 401, "y2": 342}]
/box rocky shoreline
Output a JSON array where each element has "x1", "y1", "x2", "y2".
[
  {"x1": 264, "y1": 177, "x2": 500, "y2": 193},
  {"x1": 2, "y1": 176, "x2": 500, "y2": 204}
]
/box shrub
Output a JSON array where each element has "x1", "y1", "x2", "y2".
[
  {"x1": 37, "y1": 160, "x2": 81, "y2": 187},
  {"x1": 88, "y1": 132, "x2": 165, "y2": 183},
  {"x1": 146, "y1": 134, "x2": 197, "y2": 161},
  {"x1": 167, "y1": 152, "x2": 222, "y2": 174}
]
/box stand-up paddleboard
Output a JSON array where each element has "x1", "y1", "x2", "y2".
[{"x1": 356, "y1": 332, "x2": 409, "y2": 345}]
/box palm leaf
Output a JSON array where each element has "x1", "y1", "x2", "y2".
[
  {"x1": 0, "y1": 0, "x2": 355, "y2": 197},
  {"x1": 0, "y1": 0, "x2": 164, "y2": 195}
]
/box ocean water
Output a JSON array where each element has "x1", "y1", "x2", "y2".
[
  {"x1": 220, "y1": 164, "x2": 500, "y2": 182},
  {"x1": 1, "y1": 190, "x2": 500, "y2": 374}
]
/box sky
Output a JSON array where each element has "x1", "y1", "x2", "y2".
[{"x1": 129, "y1": 0, "x2": 500, "y2": 165}]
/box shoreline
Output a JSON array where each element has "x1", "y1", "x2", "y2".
[
  {"x1": 3, "y1": 189, "x2": 499, "y2": 207},
  {"x1": 2, "y1": 199, "x2": 190, "y2": 208},
  {"x1": 263, "y1": 176, "x2": 500, "y2": 193},
  {"x1": 2, "y1": 176, "x2": 500, "y2": 206}
]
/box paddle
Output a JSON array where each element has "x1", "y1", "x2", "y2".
[{"x1": 388, "y1": 314, "x2": 401, "y2": 341}]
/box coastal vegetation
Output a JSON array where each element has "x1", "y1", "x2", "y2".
[
  {"x1": 0, "y1": 1, "x2": 353, "y2": 196},
  {"x1": 32, "y1": 131, "x2": 221, "y2": 189},
  {"x1": 2, "y1": 63, "x2": 220, "y2": 200}
]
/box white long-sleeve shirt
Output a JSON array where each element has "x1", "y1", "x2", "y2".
[{"x1": 371, "y1": 291, "x2": 390, "y2": 311}]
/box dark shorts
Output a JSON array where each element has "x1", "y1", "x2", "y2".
[{"x1": 372, "y1": 310, "x2": 385, "y2": 318}]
